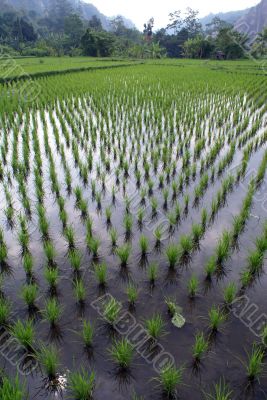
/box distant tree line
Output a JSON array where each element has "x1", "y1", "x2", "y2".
[{"x1": 0, "y1": 0, "x2": 266, "y2": 59}]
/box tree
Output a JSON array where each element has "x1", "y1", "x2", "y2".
[
  {"x1": 88, "y1": 15, "x2": 103, "y2": 32},
  {"x1": 183, "y1": 35, "x2": 214, "y2": 58},
  {"x1": 143, "y1": 18, "x2": 154, "y2": 42},
  {"x1": 64, "y1": 14, "x2": 84, "y2": 47},
  {"x1": 216, "y1": 27, "x2": 248, "y2": 59},
  {"x1": 252, "y1": 27, "x2": 267, "y2": 57},
  {"x1": 110, "y1": 16, "x2": 127, "y2": 36},
  {"x1": 167, "y1": 11, "x2": 182, "y2": 34},
  {"x1": 81, "y1": 29, "x2": 115, "y2": 57}
]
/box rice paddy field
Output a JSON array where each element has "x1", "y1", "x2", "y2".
[{"x1": 0, "y1": 59, "x2": 267, "y2": 399}]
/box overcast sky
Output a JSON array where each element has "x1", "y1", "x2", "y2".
[{"x1": 89, "y1": 0, "x2": 259, "y2": 29}]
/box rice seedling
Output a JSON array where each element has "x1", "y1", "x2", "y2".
[
  {"x1": 44, "y1": 266, "x2": 59, "y2": 290},
  {"x1": 109, "y1": 227, "x2": 118, "y2": 247},
  {"x1": 21, "y1": 284, "x2": 38, "y2": 309},
  {"x1": 151, "y1": 197, "x2": 158, "y2": 215},
  {"x1": 147, "y1": 262, "x2": 158, "y2": 284},
  {"x1": 204, "y1": 379, "x2": 232, "y2": 400},
  {"x1": 192, "y1": 224, "x2": 203, "y2": 244},
  {"x1": 124, "y1": 214, "x2": 133, "y2": 235},
  {"x1": 44, "y1": 241, "x2": 56, "y2": 265},
  {"x1": 22, "y1": 252, "x2": 34, "y2": 276},
  {"x1": 157, "y1": 362, "x2": 184, "y2": 398},
  {"x1": 11, "y1": 319, "x2": 35, "y2": 349},
  {"x1": 208, "y1": 306, "x2": 226, "y2": 332},
  {"x1": 68, "y1": 369, "x2": 95, "y2": 399},
  {"x1": 69, "y1": 250, "x2": 82, "y2": 271},
  {"x1": 64, "y1": 226, "x2": 75, "y2": 249},
  {"x1": 94, "y1": 263, "x2": 107, "y2": 286},
  {"x1": 247, "y1": 249, "x2": 263, "y2": 275},
  {"x1": 109, "y1": 338, "x2": 134, "y2": 369},
  {"x1": 103, "y1": 297, "x2": 121, "y2": 324},
  {"x1": 43, "y1": 298, "x2": 62, "y2": 327},
  {"x1": 0, "y1": 297, "x2": 11, "y2": 325},
  {"x1": 87, "y1": 236, "x2": 100, "y2": 258},
  {"x1": 145, "y1": 313, "x2": 165, "y2": 339},
  {"x1": 0, "y1": 375, "x2": 26, "y2": 399},
  {"x1": 0, "y1": 243, "x2": 8, "y2": 266},
  {"x1": 223, "y1": 282, "x2": 237, "y2": 305},
  {"x1": 192, "y1": 332, "x2": 208, "y2": 362},
  {"x1": 244, "y1": 344, "x2": 265, "y2": 381},
  {"x1": 165, "y1": 297, "x2": 177, "y2": 317},
  {"x1": 38, "y1": 343, "x2": 60, "y2": 380},
  {"x1": 215, "y1": 231, "x2": 231, "y2": 265},
  {"x1": 116, "y1": 244, "x2": 131, "y2": 267},
  {"x1": 166, "y1": 244, "x2": 179, "y2": 269},
  {"x1": 126, "y1": 283, "x2": 138, "y2": 304},
  {"x1": 81, "y1": 320, "x2": 94, "y2": 348},
  {"x1": 139, "y1": 234, "x2": 149, "y2": 255},
  {"x1": 187, "y1": 274, "x2": 199, "y2": 298},
  {"x1": 137, "y1": 208, "x2": 144, "y2": 225},
  {"x1": 74, "y1": 279, "x2": 86, "y2": 304}
]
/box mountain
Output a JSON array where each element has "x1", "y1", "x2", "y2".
[
  {"x1": 0, "y1": 0, "x2": 135, "y2": 30},
  {"x1": 234, "y1": 0, "x2": 267, "y2": 39},
  {"x1": 200, "y1": 9, "x2": 249, "y2": 27}
]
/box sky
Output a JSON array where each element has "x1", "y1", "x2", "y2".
[{"x1": 88, "y1": 0, "x2": 260, "y2": 29}]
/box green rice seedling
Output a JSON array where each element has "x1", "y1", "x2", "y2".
[
  {"x1": 0, "y1": 375, "x2": 26, "y2": 399},
  {"x1": 44, "y1": 266, "x2": 59, "y2": 290},
  {"x1": 245, "y1": 344, "x2": 265, "y2": 381},
  {"x1": 165, "y1": 297, "x2": 177, "y2": 317},
  {"x1": 261, "y1": 325, "x2": 267, "y2": 347},
  {"x1": 208, "y1": 306, "x2": 226, "y2": 332},
  {"x1": 215, "y1": 231, "x2": 231, "y2": 265},
  {"x1": 247, "y1": 249, "x2": 263, "y2": 274},
  {"x1": 38, "y1": 344, "x2": 60, "y2": 380},
  {"x1": 69, "y1": 250, "x2": 82, "y2": 271},
  {"x1": 139, "y1": 234, "x2": 149, "y2": 255},
  {"x1": 179, "y1": 235, "x2": 193, "y2": 258},
  {"x1": 86, "y1": 234, "x2": 100, "y2": 257},
  {"x1": 124, "y1": 196, "x2": 131, "y2": 213},
  {"x1": 116, "y1": 244, "x2": 131, "y2": 267},
  {"x1": 81, "y1": 320, "x2": 94, "y2": 348},
  {"x1": 74, "y1": 186, "x2": 82, "y2": 204},
  {"x1": 11, "y1": 319, "x2": 35, "y2": 349},
  {"x1": 94, "y1": 263, "x2": 107, "y2": 286},
  {"x1": 43, "y1": 298, "x2": 62, "y2": 327},
  {"x1": 5, "y1": 205, "x2": 14, "y2": 223},
  {"x1": 184, "y1": 194, "x2": 189, "y2": 211},
  {"x1": 110, "y1": 338, "x2": 134, "y2": 369},
  {"x1": 187, "y1": 275, "x2": 199, "y2": 298},
  {"x1": 0, "y1": 297, "x2": 11, "y2": 325},
  {"x1": 79, "y1": 199, "x2": 88, "y2": 217},
  {"x1": 201, "y1": 209, "x2": 207, "y2": 229},
  {"x1": 18, "y1": 230, "x2": 29, "y2": 253},
  {"x1": 21, "y1": 284, "x2": 38, "y2": 309},
  {"x1": 39, "y1": 215, "x2": 49, "y2": 240},
  {"x1": 255, "y1": 236, "x2": 267, "y2": 253},
  {"x1": 157, "y1": 362, "x2": 184, "y2": 398},
  {"x1": 124, "y1": 214, "x2": 133, "y2": 235},
  {"x1": 205, "y1": 256, "x2": 216, "y2": 279},
  {"x1": 163, "y1": 188, "x2": 169, "y2": 207},
  {"x1": 59, "y1": 209, "x2": 68, "y2": 227},
  {"x1": 0, "y1": 243, "x2": 8, "y2": 265},
  {"x1": 147, "y1": 262, "x2": 158, "y2": 284},
  {"x1": 241, "y1": 270, "x2": 253, "y2": 288},
  {"x1": 86, "y1": 217, "x2": 93, "y2": 237},
  {"x1": 168, "y1": 211, "x2": 176, "y2": 229},
  {"x1": 44, "y1": 241, "x2": 56, "y2": 265},
  {"x1": 223, "y1": 282, "x2": 237, "y2": 305},
  {"x1": 192, "y1": 224, "x2": 203, "y2": 244},
  {"x1": 140, "y1": 188, "x2": 147, "y2": 203},
  {"x1": 137, "y1": 208, "x2": 144, "y2": 225},
  {"x1": 151, "y1": 197, "x2": 158, "y2": 215},
  {"x1": 145, "y1": 313, "x2": 165, "y2": 339},
  {"x1": 192, "y1": 332, "x2": 208, "y2": 362},
  {"x1": 74, "y1": 279, "x2": 86, "y2": 304},
  {"x1": 166, "y1": 244, "x2": 179, "y2": 269},
  {"x1": 105, "y1": 207, "x2": 112, "y2": 224},
  {"x1": 204, "y1": 379, "x2": 232, "y2": 400},
  {"x1": 232, "y1": 215, "x2": 244, "y2": 240},
  {"x1": 103, "y1": 297, "x2": 121, "y2": 324},
  {"x1": 126, "y1": 284, "x2": 138, "y2": 305},
  {"x1": 64, "y1": 226, "x2": 75, "y2": 249},
  {"x1": 154, "y1": 226, "x2": 162, "y2": 244},
  {"x1": 22, "y1": 252, "x2": 34, "y2": 276},
  {"x1": 147, "y1": 178, "x2": 154, "y2": 194},
  {"x1": 69, "y1": 369, "x2": 95, "y2": 400},
  {"x1": 174, "y1": 202, "x2": 181, "y2": 222},
  {"x1": 109, "y1": 227, "x2": 118, "y2": 247}
]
